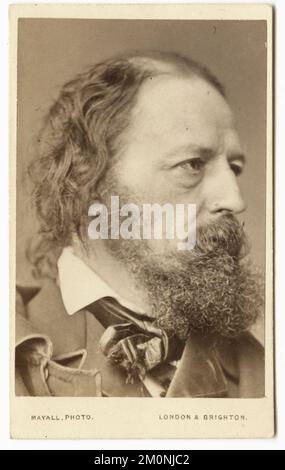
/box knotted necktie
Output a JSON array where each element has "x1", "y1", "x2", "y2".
[{"x1": 87, "y1": 297, "x2": 184, "y2": 384}]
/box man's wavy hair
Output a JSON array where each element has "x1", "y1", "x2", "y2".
[{"x1": 28, "y1": 50, "x2": 225, "y2": 278}]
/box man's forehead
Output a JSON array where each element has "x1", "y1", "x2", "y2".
[{"x1": 130, "y1": 74, "x2": 235, "y2": 137}]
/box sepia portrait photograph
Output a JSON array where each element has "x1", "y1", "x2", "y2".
[{"x1": 10, "y1": 3, "x2": 274, "y2": 439}]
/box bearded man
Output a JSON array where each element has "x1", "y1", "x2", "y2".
[{"x1": 15, "y1": 51, "x2": 264, "y2": 398}]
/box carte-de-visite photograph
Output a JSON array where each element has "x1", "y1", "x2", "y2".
[{"x1": 14, "y1": 12, "x2": 272, "y2": 403}]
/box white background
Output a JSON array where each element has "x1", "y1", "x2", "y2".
[{"x1": 1, "y1": 0, "x2": 284, "y2": 450}]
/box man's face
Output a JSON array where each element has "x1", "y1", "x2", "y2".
[
  {"x1": 113, "y1": 74, "x2": 246, "y2": 254},
  {"x1": 95, "y1": 74, "x2": 261, "y2": 339}
]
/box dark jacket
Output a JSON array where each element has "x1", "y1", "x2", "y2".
[{"x1": 15, "y1": 280, "x2": 265, "y2": 398}]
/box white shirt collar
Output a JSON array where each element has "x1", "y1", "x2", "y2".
[{"x1": 57, "y1": 246, "x2": 145, "y2": 316}]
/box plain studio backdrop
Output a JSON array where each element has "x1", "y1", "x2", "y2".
[{"x1": 16, "y1": 19, "x2": 267, "y2": 283}]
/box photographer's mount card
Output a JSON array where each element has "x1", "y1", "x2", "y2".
[{"x1": 10, "y1": 4, "x2": 274, "y2": 439}]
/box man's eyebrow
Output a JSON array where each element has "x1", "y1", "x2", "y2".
[
  {"x1": 164, "y1": 144, "x2": 246, "y2": 164},
  {"x1": 164, "y1": 144, "x2": 216, "y2": 161}
]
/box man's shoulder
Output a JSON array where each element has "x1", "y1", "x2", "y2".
[
  {"x1": 15, "y1": 280, "x2": 104, "y2": 397},
  {"x1": 15, "y1": 280, "x2": 147, "y2": 397},
  {"x1": 16, "y1": 280, "x2": 61, "y2": 314},
  {"x1": 16, "y1": 280, "x2": 87, "y2": 357}
]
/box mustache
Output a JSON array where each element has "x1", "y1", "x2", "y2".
[{"x1": 193, "y1": 214, "x2": 247, "y2": 259}]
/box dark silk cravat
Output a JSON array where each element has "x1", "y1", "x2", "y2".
[{"x1": 87, "y1": 297, "x2": 184, "y2": 385}]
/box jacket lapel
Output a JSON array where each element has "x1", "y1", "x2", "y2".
[
  {"x1": 167, "y1": 332, "x2": 264, "y2": 398},
  {"x1": 166, "y1": 334, "x2": 228, "y2": 397}
]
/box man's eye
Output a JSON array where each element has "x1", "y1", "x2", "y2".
[
  {"x1": 230, "y1": 163, "x2": 243, "y2": 176},
  {"x1": 177, "y1": 158, "x2": 206, "y2": 173}
]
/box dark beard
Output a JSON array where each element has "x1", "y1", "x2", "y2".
[{"x1": 104, "y1": 214, "x2": 263, "y2": 340}]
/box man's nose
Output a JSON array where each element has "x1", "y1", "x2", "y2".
[{"x1": 206, "y1": 164, "x2": 246, "y2": 215}]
